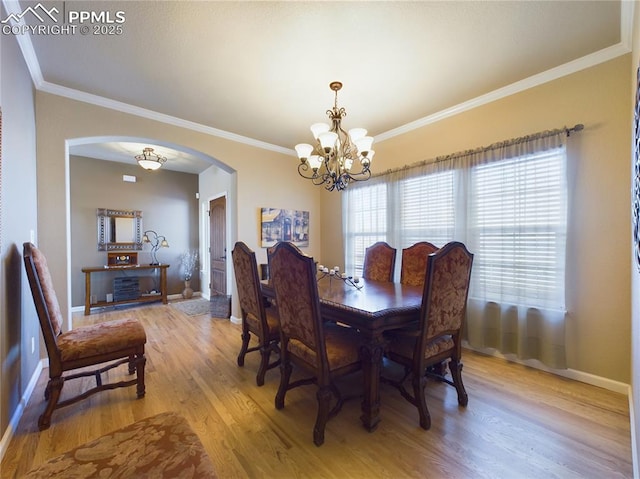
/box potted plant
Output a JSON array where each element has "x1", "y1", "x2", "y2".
[{"x1": 179, "y1": 250, "x2": 199, "y2": 299}]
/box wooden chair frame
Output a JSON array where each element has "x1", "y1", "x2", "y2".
[
  {"x1": 269, "y1": 241, "x2": 362, "y2": 446},
  {"x1": 23, "y1": 242, "x2": 146, "y2": 430},
  {"x1": 383, "y1": 241, "x2": 473, "y2": 430},
  {"x1": 232, "y1": 241, "x2": 280, "y2": 386}
]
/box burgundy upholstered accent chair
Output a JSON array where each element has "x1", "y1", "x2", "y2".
[
  {"x1": 400, "y1": 241, "x2": 439, "y2": 287},
  {"x1": 268, "y1": 241, "x2": 363, "y2": 446},
  {"x1": 23, "y1": 242, "x2": 146, "y2": 430},
  {"x1": 362, "y1": 241, "x2": 397, "y2": 282},
  {"x1": 382, "y1": 241, "x2": 473, "y2": 430},
  {"x1": 232, "y1": 241, "x2": 280, "y2": 386}
]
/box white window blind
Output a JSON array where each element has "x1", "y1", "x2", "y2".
[
  {"x1": 399, "y1": 171, "x2": 455, "y2": 248},
  {"x1": 469, "y1": 147, "x2": 567, "y2": 310},
  {"x1": 344, "y1": 182, "x2": 387, "y2": 277},
  {"x1": 344, "y1": 145, "x2": 567, "y2": 311}
]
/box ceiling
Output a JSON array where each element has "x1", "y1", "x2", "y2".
[{"x1": 6, "y1": 1, "x2": 630, "y2": 174}]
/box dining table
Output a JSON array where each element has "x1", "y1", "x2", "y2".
[{"x1": 261, "y1": 274, "x2": 423, "y2": 432}]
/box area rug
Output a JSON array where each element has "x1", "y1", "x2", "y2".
[
  {"x1": 171, "y1": 296, "x2": 231, "y2": 318},
  {"x1": 210, "y1": 295, "x2": 231, "y2": 319},
  {"x1": 171, "y1": 299, "x2": 213, "y2": 317}
]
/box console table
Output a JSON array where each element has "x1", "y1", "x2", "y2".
[{"x1": 82, "y1": 264, "x2": 169, "y2": 315}]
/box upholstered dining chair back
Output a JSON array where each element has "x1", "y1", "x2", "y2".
[
  {"x1": 418, "y1": 241, "x2": 473, "y2": 360},
  {"x1": 268, "y1": 241, "x2": 363, "y2": 446},
  {"x1": 268, "y1": 241, "x2": 324, "y2": 366},
  {"x1": 383, "y1": 241, "x2": 473, "y2": 430},
  {"x1": 400, "y1": 241, "x2": 439, "y2": 286},
  {"x1": 23, "y1": 242, "x2": 147, "y2": 430},
  {"x1": 231, "y1": 241, "x2": 280, "y2": 386},
  {"x1": 362, "y1": 241, "x2": 397, "y2": 282}
]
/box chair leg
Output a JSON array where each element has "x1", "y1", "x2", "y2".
[
  {"x1": 256, "y1": 343, "x2": 271, "y2": 387},
  {"x1": 237, "y1": 330, "x2": 251, "y2": 367},
  {"x1": 135, "y1": 353, "x2": 146, "y2": 398},
  {"x1": 313, "y1": 386, "x2": 332, "y2": 447},
  {"x1": 413, "y1": 373, "x2": 431, "y2": 430},
  {"x1": 128, "y1": 354, "x2": 135, "y2": 374},
  {"x1": 449, "y1": 359, "x2": 468, "y2": 406},
  {"x1": 39, "y1": 377, "x2": 63, "y2": 431},
  {"x1": 275, "y1": 358, "x2": 292, "y2": 410}
]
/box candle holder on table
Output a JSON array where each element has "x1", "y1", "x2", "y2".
[{"x1": 317, "y1": 265, "x2": 363, "y2": 290}]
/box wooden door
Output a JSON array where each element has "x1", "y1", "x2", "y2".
[{"x1": 209, "y1": 196, "x2": 227, "y2": 295}]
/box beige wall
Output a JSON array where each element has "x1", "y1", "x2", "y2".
[
  {"x1": 35, "y1": 92, "x2": 321, "y2": 328},
  {"x1": 70, "y1": 155, "x2": 200, "y2": 306},
  {"x1": 321, "y1": 56, "x2": 632, "y2": 383},
  {"x1": 0, "y1": 30, "x2": 40, "y2": 440}
]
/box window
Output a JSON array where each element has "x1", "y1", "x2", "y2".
[
  {"x1": 399, "y1": 170, "x2": 455, "y2": 248},
  {"x1": 344, "y1": 145, "x2": 567, "y2": 312},
  {"x1": 469, "y1": 148, "x2": 566, "y2": 310},
  {"x1": 343, "y1": 183, "x2": 387, "y2": 276}
]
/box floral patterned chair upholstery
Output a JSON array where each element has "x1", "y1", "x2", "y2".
[
  {"x1": 382, "y1": 241, "x2": 473, "y2": 430},
  {"x1": 23, "y1": 242, "x2": 146, "y2": 430},
  {"x1": 400, "y1": 241, "x2": 439, "y2": 286},
  {"x1": 232, "y1": 241, "x2": 280, "y2": 386},
  {"x1": 268, "y1": 241, "x2": 363, "y2": 446},
  {"x1": 362, "y1": 241, "x2": 397, "y2": 282}
]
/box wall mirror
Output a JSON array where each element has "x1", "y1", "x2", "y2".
[{"x1": 97, "y1": 208, "x2": 143, "y2": 251}]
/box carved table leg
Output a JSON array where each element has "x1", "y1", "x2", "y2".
[{"x1": 359, "y1": 336, "x2": 385, "y2": 432}]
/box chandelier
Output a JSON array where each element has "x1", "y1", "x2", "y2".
[
  {"x1": 136, "y1": 147, "x2": 167, "y2": 171},
  {"x1": 295, "y1": 81, "x2": 374, "y2": 191}
]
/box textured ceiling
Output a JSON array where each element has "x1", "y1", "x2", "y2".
[{"x1": 8, "y1": 0, "x2": 626, "y2": 173}]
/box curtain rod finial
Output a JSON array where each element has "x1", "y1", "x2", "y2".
[{"x1": 567, "y1": 124, "x2": 584, "y2": 137}]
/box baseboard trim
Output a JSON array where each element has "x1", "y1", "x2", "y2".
[
  {"x1": 464, "y1": 343, "x2": 629, "y2": 394},
  {"x1": 230, "y1": 315, "x2": 241, "y2": 325},
  {"x1": 629, "y1": 386, "x2": 639, "y2": 479},
  {"x1": 0, "y1": 359, "x2": 44, "y2": 462}
]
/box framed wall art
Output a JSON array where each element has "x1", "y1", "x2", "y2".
[
  {"x1": 634, "y1": 67, "x2": 640, "y2": 271},
  {"x1": 261, "y1": 207, "x2": 309, "y2": 248}
]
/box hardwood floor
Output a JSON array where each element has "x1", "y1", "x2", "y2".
[{"x1": 1, "y1": 302, "x2": 632, "y2": 478}]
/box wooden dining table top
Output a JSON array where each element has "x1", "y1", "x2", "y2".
[{"x1": 261, "y1": 276, "x2": 423, "y2": 334}]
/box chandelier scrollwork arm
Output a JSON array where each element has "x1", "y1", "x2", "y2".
[{"x1": 295, "y1": 81, "x2": 375, "y2": 192}]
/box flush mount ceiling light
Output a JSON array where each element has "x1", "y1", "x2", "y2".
[
  {"x1": 295, "y1": 81, "x2": 374, "y2": 192},
  {"x1": 136, "y1": 147, "x2": 167, "y2": 171}
]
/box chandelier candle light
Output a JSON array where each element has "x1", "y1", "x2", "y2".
[
  {"x1": 295, "y1": 81, "x2": 374, "y2": 191},
  {"x1": 136, "y1": 147, "x2": 167, "y2": 171},
  {"x1": 142, "y1": 230, "x2": 169, "y2": 265}
]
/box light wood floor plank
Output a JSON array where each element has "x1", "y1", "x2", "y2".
[{"x1": 0, "y1": 302, "x2": 632, "y2": 478}]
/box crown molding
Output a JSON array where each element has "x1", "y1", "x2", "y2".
[
  {"x1": 375, "y1": 42, "x2": 631, "y2": 143},
  {"x1": 5, "y1": 0, "x2": 633, "y2": 154},
  {"x1": 38, "y1": 81, "x2": 292, "y2": 155}
]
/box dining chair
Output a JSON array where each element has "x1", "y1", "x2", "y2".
[
  {"x1": 268, "y1": 241, "x2": 363, "y2": 446},
  {"x1": 231, "y1": 241, "x2": 281, "y2": 386},
  {"x1": 382, "y1": 241, "x2": 473, "y2": 430},
  {"x1": 23, "y1": 242, "x2": 147, "y2": 430},
  {"x1": 362, "y1": 241, "x2": 397, "y2": 282},
  {"x1": 400, "y1": 241, "x2": 439, "y2": 286}
]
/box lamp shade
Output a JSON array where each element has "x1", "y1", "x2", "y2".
[
  {"x1": 137, "y1": 159, "x2": 163, "y2": 170},
  {"x1": 355, "y1": 136, "x2": 374, "y2": 155},
  {"x1": 348, "y1": 128, "x2": 367, "y2": 142},
  {"x1": 295, "y1": 143, "x2": 314, "y2": 160},
  {"x1": 319, "y1": 131, "x2": 338, "y2": 151},
  {"x1": 310, "y1": 123, "x2": 330, "y2": 139},
  {"x1": 308, "y1": 155, "x2": 323, "y2": 170}
]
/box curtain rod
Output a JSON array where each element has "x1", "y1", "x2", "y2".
[{"x1": 376, "y1": 123, "x2": 584, "y2": 176}]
